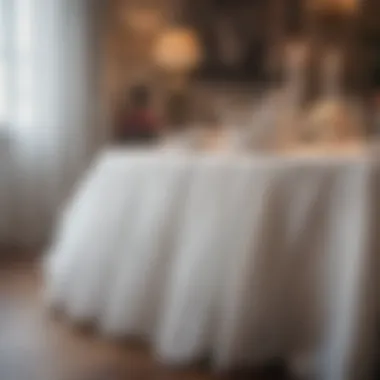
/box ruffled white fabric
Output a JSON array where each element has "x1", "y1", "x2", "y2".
[{"x1": 44, "y1": 148, "x2": 380, "y2": 380}]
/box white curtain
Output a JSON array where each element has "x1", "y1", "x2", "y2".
[{"x1": 0, "y1": 0, "x2": 106, "y2": 247}]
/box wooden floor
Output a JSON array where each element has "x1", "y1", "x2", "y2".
[{"x1": 0, "y1": 260, "x2": 290, "y2": 380}]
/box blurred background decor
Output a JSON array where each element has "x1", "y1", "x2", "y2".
[
  {"x1": 115, "y1": 84, "x2": 159, "y2": 144},
  {"x1": 153, "y1": 27, "x2": 203, "y2": 128},
  {"x1": 2, "y1": 0, "x2": 380, "y2": 246},
  {"x1": 182, "y1": 0, "x2": 272, "y2": 83}
]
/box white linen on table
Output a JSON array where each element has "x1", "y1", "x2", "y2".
[{"x1": 44, "y1": 149, "x2": 380, "y2": 380}]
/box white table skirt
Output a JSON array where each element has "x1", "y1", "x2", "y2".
[{"x1": 44, "y1": 148, "x2": 380, "y2": 380}]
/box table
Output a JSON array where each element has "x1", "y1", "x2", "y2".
[{"x1": 44, "y1": 147, "x2": 380, "y2": 380}]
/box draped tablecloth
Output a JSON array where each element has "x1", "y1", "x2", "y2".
[{"x1": 44, "y1": 148, "x2": 380, "y2": 380}]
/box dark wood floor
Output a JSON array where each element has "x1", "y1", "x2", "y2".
[{"x1": 0, "y1": 260, "x2": 290, "y2": 380}]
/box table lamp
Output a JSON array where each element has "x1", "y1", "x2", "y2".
[{"x1": 153, "y1": 27, "x2": 203, "y2": 127}]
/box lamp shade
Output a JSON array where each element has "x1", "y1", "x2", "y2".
[{"x1": 153, "y1": 27, "x2": 202, "y2": 73}]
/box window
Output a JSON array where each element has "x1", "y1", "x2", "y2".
[
  {"x1": 0, "y1": 0, "x2": 7, "y2": 124},
  {"x1": 0, "y1": 0, "x2": 33, "y2": 126}
]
